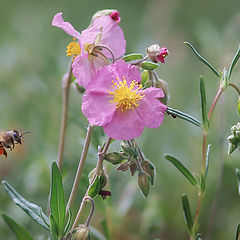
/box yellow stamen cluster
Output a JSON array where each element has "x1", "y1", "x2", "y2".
[
  {"x1": 66, "y1": 38, "x2": 81, "y2": 57},
  {"x1": 108, "y1": 77, "x2": 145, "y2": 112}
]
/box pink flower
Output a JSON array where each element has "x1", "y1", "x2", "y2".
[
  {"x1": 52, "y1": 12, "x2": 126, "y2": 88},
  {"x1": 82, "y1": 60, "x2": 167, "y2": 140}
]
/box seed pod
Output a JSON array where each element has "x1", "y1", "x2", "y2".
[
  {"x1": 73, "y1": 225, "x2": 90, "y2": 240},
  {"x1": 138, "y1": 172, "x2": 151, "y2": 198}
]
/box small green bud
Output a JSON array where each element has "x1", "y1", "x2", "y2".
[
  {"x1": 141, "y1": 70, "x2": 149, "y2": 86},
  {"x1": 141, "y1": 161, "x2": 156, "y2": 185},
  {"x1": 104, "y1": 152, "x2": 125, "y2": 165},
  {"x1": 88, "y1": 176, "x2": 100, "y2": 198},
  {"x1": 153, "y1": 78, "x2": 169, "y2": 105},
  {"x1": 73, "y1": 225, "x2": 90, "y2": 240},
  {"x1": 138, "y1": 172, "x2": 151, "y2": 198}
]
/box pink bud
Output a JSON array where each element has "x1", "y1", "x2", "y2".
[{"x1": 110, "y1": 10, "x2": 121, "y2": 23}]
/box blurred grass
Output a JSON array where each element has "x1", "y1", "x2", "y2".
[{"x1": 0, "y1": 0, "x2": 240, "y2": 239}]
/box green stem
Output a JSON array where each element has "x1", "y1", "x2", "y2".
[
  {"x1": 190, "y1": 86, "x2": 224, "y2": 239},
  {"x1": 57, "y1": 59, "x2": 73, "y2": 171},
  {"x1": 71, "y1": 137, "x2": 112, "y2": 229},
  {"x1": 66, "y1": 125, "x2": 94, "y2": 212}
]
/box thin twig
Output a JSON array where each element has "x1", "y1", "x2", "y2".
[
  {"x1": 57, "y1": 59, "x2": 73, "y2": 171},
  {"x1": 66, "y1": 125, "x2": 94, "y2": 212}
]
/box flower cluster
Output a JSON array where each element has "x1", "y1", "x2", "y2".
[{"x1": 52, "y1": 10, "x2": 168, "y2": 140}]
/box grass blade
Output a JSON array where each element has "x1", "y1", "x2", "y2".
[{"x1": 228, "y1": 44, "x2": 240, "y2": 79}]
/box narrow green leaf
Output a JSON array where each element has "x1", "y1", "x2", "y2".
[
  {"x1": 2, "y1": 214, "x2": 34, "y2": 240},
  {"x1": 228, "y1": 44, "x2": 240, "y2": 79},
  {"x1": 164, "y1": 155, "x2": 197, "y2": 185},
  {"x1": 184, "y1": 42, "x2": 220, "y2": 77},
  {"x1": 88, "y1": 177, "x2": 100, "y2": 198},
  {"x1": 236, "y1": 169, "x2": 240, "y2": 195},
  {"x1": 200, "y1": 76, "x2": 209, "y2": 128},
  {"x1": 235, "y1": 223, "x2": 240, "y2": 240},
  {"x1": 63, "y1": 208, "x2": 72, "y2": 237},
  {"x1": 141, "y1": 70, "x2": 149, "y2": 86},
  {"x1": 50, "y1": 162, "x2": 65, "y2": 236},
  {"x1": 50, "y1": 214, "x2": 58, "y2": 240},
  {"x1": 122, "y1": 53, "x2": 143, "y2": 62},
  {"x1": 182, "y1": 194, "x2": 193, "y2": 233},
  {"x1": 140, "y1": 61, "x2": 159, "y2": 70},
  {"x1": 205, "y1": 144, "x2": 211, "y2": 178},
  {"x1": 1, "y1": 181, "x2": 49, "y2": 230},
  {"x1": 166, "y1": 107, "x2": 201, "y2": 127}
]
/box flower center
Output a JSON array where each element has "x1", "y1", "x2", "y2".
[
  {"x1": 66, "y1": 38, "x2": 81, "y2": 57},
  {"x1": 108, "y1": 77, "x2": 145, "y2": 112}
]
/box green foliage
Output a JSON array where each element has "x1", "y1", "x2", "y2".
[
  {"x1": 2, "y1": 214, "x2": 34, "y2": 240},
  {"x1": 50, "y1": 162, "x2": 66, "y2": 237},
  {"x1": 88, "y1": 177, "x2": 100, "y2": 198},
  {"x1": 181, "y1": 194, "x2": 193, "y2": 234},
  {"x1": 1, "y1": 181, "x2": 50, "y2": 230},
  {"x1": 140, "y1": 61, "x2": 159, "y2": 70},
  {"x1": 228, "y1": 44, "x2": 240, "y2": 79},
  {"x1": 200, "y1": 76, "x2": 209, "y2": 128},
  {"x1": 164, "y1": 155, "x2": 197, "y2": 186},
  {"x1": 104, "y1": 152, "x2": 125, "y2": 165},
  {"x1": 122, "y1": 53, "x2": 143, "y2": 62}
]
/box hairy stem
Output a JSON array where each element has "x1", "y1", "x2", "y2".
[
  {"x1": 57, "y1": 59, "x2": 73, "y2": 171},
  {"x1": 71, "y1": 137, "x2": 112, "y2": 229},
  {"x1": 66, "y1": 125, "x2": 94, "y2": 212}
]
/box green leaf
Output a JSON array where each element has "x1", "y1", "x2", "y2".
[
  {"x1": 166, "y1": 107, "x2": 201, "y2": 127},
  {"x1": 1, "y1": 180, "x2": 49, "y2": 230},
  {"x1": 228, "y1": 44, "x2": 240, "y2": 79},
  {"x1": 236, "y1": 169, "x2": 240, "y2": 195},
  {"x1": 50, "y1": 162, "x2": 65, "y2": 236},
  {"x1": 200, "y1": 76, "x2": 209, "y2": 128},
  {"x1": 235, "y1": 223, "x2": 240, "y2": 240},
  {"x1": 184, "y1": 42, "x2": 220, "y2": 77},
  {"x1": 2, "y1": 214, "x2": 34, "y2": 240},
  {"x1": 63, "y1": 208, "x2": 72, "y2": 237},
  {"x1": 104, "y1": 152, "x2": 125, "y2": 165},
  {"x1": 88, "y1": 176, "x2": 100, "y2": 198},
  {"x1": 122, "y1": 53, "x2": 143, "y2": 62},
  {"x1": 205, "y1": 144, "x2": 211, "y2": 178},
  {"x1": 50, "y1": 214, "x2": 58, "y2": 240},
  {"x1": 164, "y1": 155, "x2": 197, "y2": 185},
  {"x1": 141, "y1": 70, "x2": 149, "y2": 86},
  {"x1": 140, "y1": 61, "x2": 159, "y2": 70},
  {"x1": 182, "y1": 194, "x2": 193, "y2": 233}
]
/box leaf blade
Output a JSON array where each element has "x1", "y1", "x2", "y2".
[
  {"x1": 2, "y1": 214, "x2": 34, "y2": 240},
  {"x1": 140, "y1": 61, "x2": 159, "y2": 70},
  {"x1": 122, "y1": 53, "x2": 143, "y2": 62},
  {"x1": 228, "y1": 44, "x2": 240, "y2": 79},
  {"x1": 164, "y1": 155, "x2": 197, "y2": 185},
  {"x1": 236, "y1": 169, "x2": 240, "y2": 195},
  {"x1": 200, "y1": 76, "x2": 209, "y2": 128},
  {"x1": 1, "y1": 180, "x2": 49, "y2": 230},
  {"x1": 182, "y1": 194, "x2": 193, "y2": 233}
]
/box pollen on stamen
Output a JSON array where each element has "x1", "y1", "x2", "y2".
[
  {"x1": 66, "y1": 39, "x2": 81, "y2": 57},
  {"x1": 108, "y1": 76, "x2": 145, "y2": 112}
]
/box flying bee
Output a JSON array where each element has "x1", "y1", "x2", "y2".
[{"x1": 0, "y1": 130, "x2": 29, "y2": 159}]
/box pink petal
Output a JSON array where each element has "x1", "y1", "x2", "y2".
[
  {"x1": 92, "y1": 16, "x2": 126, "y2": 59},
  {"x1": 72, "y1": 54, "x2": 105, "y2": 88},
  {"x1": 82, "y1": 89, "x2": 116, "y2": 126},
  {"x1": 103, "y1": 109, "x2": 145, "y2": 140},
  {"x1": 86, "y1": 59, "x2": 141, "y2": 91},
  {"x1": 80, "y1": 26, "x2": 101, "y2": 50},
  {"x1": 136, "y1": 88, "x2": 167, "y2": 128},
  {"x1": 52, "y1": 12, "x2": 80, "y2": 39}
]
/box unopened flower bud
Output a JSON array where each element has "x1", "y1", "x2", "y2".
[
  {"x1": 116, "y1": 161, "x2": 129, "y2": 171},
  {"x1": 73, "y1": 225, "x2": 90, "y2": 240},
  {"x1": 147, "y1": 44, "x2": 169, "y2": 63},
  {"x1": 141, "y1": 161, "x2": 156, "y2": 185},
  {"x1": 104, "y1": 152, "x2": 125, "y2": 165},
  {"x1": 153, "y1": 78, "x2": 169, "y2": 105},
  {"x1": 138, "y1": 172, "x2": 151, "y2": 198},
  {"x1": 227, "y1": 122, "x2": 240, "y2": 154},
  {"x1": 91, "y1": 9, "x2": 121, "y2": 24}
]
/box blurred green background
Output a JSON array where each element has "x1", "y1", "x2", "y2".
[{"x1": 0, "y1": 0, "x2": 240, "y2": 239}]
